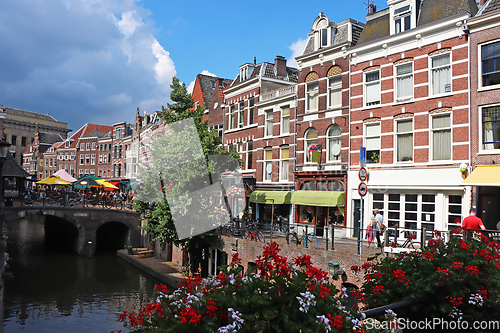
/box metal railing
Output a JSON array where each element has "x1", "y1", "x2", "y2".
[{"x1": 259, "y1": 85, "x2": 296, "y2": 102}]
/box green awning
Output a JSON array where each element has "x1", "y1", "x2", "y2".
[
  {"x1": 291, "y1": 191, "x2": 345, "y2": 207},
  {"x1": 249, "y1": 191, "x2": 291, "y2": 204}
]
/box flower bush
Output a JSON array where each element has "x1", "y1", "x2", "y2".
[
  {"x1": 115, "y1": 242, "x2": 364, "y2": 332},
  {"x1": 353, "y1": 230, "x2": 500, "y2": 323}
]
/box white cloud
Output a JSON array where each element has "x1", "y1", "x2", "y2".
[
  {"x1": 0, "y1": 0, "x2": 176, "y2": 131},
  {"x1": 187, "y1": 70, "x2": 217, "y2": 94},
  {"x1": 287, "y1": 38, "x2": 308, "y2": 68}
]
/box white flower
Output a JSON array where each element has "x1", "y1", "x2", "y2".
[
  {"x1": 228, "y1": 273, "x2": 236, "y2": 285},
  {"x1": 316, "y1": 315, "x2": 332, "y2": 333},
  {"x1": 297, "y1": 291, "x2": 316, "y2": 313}
]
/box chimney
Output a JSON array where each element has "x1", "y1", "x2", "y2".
[
  {"x1": 275, "y1": 56, "x2": 286, "y2": 78},
  {"x1": 370, "y1": 4, "x2": 377, "y2": 14},
  {"x1": 254, "y1": 57, "x2": 256, "y2": 65}
]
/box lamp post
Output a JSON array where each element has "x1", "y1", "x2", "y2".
[
  {"x1": 0, "y1": 138, "x2": 11, "y2": 320},
  {"x1": 0, "y1": 140, "x2": 10, "y2": 208}
]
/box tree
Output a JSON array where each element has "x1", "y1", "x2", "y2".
[{"x1": 135, "y1": 77, "x2": 240, "y2": 256}]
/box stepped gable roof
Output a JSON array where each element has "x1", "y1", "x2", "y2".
[
  {"x1": 418, "y1": 0, "x2": 478, "y2": 26},
  {"x1": 2, "y1": 106, "x2": 58, "y2": 122},
  {"x1": 481, "y1": 0, "x2": 500, "y2": 14},
  {"x1": 2, "y1": 152, "x2": 30, "y2": 177}
]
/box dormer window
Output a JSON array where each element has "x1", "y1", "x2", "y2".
[
  {"x1": 65, "y1": 141, "x2": 70, "y2": 148},
  {"x1": 311, "y1": 13, "x2": 337, "y2": 51},
  {"x1": 239, "y1": 64, "x2": 254, "y2": 82},
  {"x1": 392, "y1": 2, "x2": 412, "y2": 34}
]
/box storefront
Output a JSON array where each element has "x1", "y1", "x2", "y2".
[
  {"x1": 292, "y1": 178, "x2": 346, "y2": 237},
  {"x1": 249, "y1": 191, "x2": 292, "y2": 222},
  {"x1": 463, "y1": 165, "x2": 500, "y2": 230}
]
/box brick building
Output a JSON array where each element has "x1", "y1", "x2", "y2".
[
  {"x1": 223, "y1": 56, "x2": 298, "y2": 222},
  {"x1": 346, "y1": 0, "x2": 479, "y2": 239},
  {"x1": 294, "y1": 14, "x2": 364, "y2": 237},
  {"x1": 463, "y1": 0, "x2": 500, "y2": 229}
]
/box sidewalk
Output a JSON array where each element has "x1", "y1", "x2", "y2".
[{"x1": 117, "y1": 249, "x2": 184, "y2": 288}]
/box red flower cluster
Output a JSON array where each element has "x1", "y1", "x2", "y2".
[
  {"x1": 478, "y1": 288, "x2": 489, "y2": 299},
  {"x1": 328, "y1": 313, "x2": 344, "y2": 330},
  {"x1": 372, "y1": 285, "x2": 385, "y2": 294},
  {"x1": 351, "y1": 289, "x2": 367, "y2": 303},
  {"x1": 179, "y1": 307, "x2": 201, "y2": 326},
  {"x1": 231, "y1": 252, "x2": 242, "y2": 265},
  {"x1": 446, "y1": 296, "x2": 463, "y2": 307},
  {"x1": 206, "y1": 300, "x2": 218, "y2": 317},
  {"x1": 392, "y1": 269, "x2": 409, "y2": 285},
  {"x1": 465, "y1": 265, "x2": 479, "y2": 275},
  {"x1": 256, "y1": 242, "x2": 291, "y2": 278},
  {"x1": 452, "y1": 261, "x2": 463, "y2": 269},
  {"x1": 294, "y1": 254, "x2": 312, "y2": 268}
]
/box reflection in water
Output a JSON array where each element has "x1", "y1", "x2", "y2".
[{"x1": 4, "y1": 217, "x2": 162, "y2": 333}]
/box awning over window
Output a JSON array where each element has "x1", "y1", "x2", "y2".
[
  {"x1": 462, "y1": 166, "x2": 500, "y2": 186},
  {"x1": 249, "y1": 191, "x2": 291, "y2": 204},
  {"x1": 291, "y1": 190, "x2": 345, "y2": 207}
]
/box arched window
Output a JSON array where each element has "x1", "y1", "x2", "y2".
[
  {"x1": 327, "y1": 124, "x2": 341, "y2": 162},
  {"x1": 305, "y1": 72, "x2": 319, "y2": 112},
  {"x1": 305, "y1": 128, "x2": 318, "y2": 163},
  {"x1": 327, "y1": 66, "x2": 342, "y2": 109}
]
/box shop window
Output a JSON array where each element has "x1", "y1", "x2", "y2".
[
  {"x1": 448, "y1": 195, "x2": 463, "y2": 229},
  {"x1": 327, "y1": 124, "x2": 341, "y2": 162},
  {"x1": 300, "y1": 181, "x2": 315, "y2": 190},
  {"x1": 387, "y1": 194, "x2": 401, "y2": 228},
  {"x1": 328, "y1": 180, "x2": 344, "y2": 191},
  {"x1": 305, "y1": 128, "x2": 318, "y2": 163}
]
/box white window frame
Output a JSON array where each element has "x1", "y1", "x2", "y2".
[
  {"x1": 80, "y1": 155, "x2": 84, "y2": 165},
  {"x1": 280, "y1": 146, "x2": 289, "y2": 181},
  {"x1": 393, "y1": 4, "x2": 411, "y2": 34},
  {"x1": 248, "y1": 97, "x2": 255, "y2": 125},
  {"x1": 265, "y1": 110, "x2": 273, "y2": 137},
  {"x1": 431, "y1": 113, "x2": 452, "y2": 161},
  {"x1": 480, "y1": 104, "x2": 500, "y2": 152},
  {"x1": 327, "y1": 124, "x2": 341, "y2": 162},
  {"x1": 80, "y1": 143, "x2": 85, "y2": 151},
  {"x1": 85, "y1": 154, "x2": 90, "y2": 165},
  {"x1": 395, "y1": 62, "x2": 413, "y2": 102},
  {"x1": 364, "y1": 70, "x2": 381, "y2": 107},
  {"x1": 306, "y1": 81, "x2": 319, "y2": 112},
  {"x1": 91, "y1": 154, "x2": 96, "y2": 165},
  {"x1": 328, "y1": 75, "x2": 342, "y2": 109},
  {"x1": 281, "y1": 106, "x2": 290, "y2": 135},
  {"x1": 304, "y1": 128, "x2": 319, "y2": 164},
  {"x1": 479, "y1": 39, "x2": 500, "y2": 89},
  {"x1": 229, "y1": 105, "x2": 236, "y2": 130},
  {"x1": 364, "y1": 122, "x2": 381, "y2": 163},
  {"x1": 86, "y1": 142, "x2": 90, "y2": 151},
  {"x1": 395, "y1": 118, "x2": 413, "y2": 162},
  {"x1": 264, "y1": 148, "x2": 272, "y2": 181},
  {"x1": 430, "y1": 53, "x2": 451, "y2": 96},
  {"x1": 238, "y1": 101, "x2": 245, "y2": 128}
]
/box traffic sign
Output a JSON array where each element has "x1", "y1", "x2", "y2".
[
  {"x1": 360, "y1": 146, "x2": 366, "y2": 163},
  {"x1": 358, "y1": 182, "x2": 368, "y2": 197},
  {"x1": 359, "y1": 167, "x2": 368, "y2": 181}
]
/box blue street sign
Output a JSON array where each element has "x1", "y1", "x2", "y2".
[{"x1": 360, "y1": 147, "x2": 366, "y2": 163}]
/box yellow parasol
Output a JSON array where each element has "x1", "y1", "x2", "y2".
[
  {"x1": 36, "y1": 175, "x2": 72, "y2": 185},
  {"x1": 96, "y1": 179, "x2": 119, "y2": 190}
]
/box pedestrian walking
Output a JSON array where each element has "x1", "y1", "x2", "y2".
[{"x1": 366, "y1": 214, "x2": 374, "y2": 247}]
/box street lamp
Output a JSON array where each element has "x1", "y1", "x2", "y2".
[{"x1": 0, "y1": 139, "x2": 11, "y2": 288}]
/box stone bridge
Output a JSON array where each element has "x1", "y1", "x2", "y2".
[{"x1": 4, "y1": 206, "x2": 142, "y2": 255}]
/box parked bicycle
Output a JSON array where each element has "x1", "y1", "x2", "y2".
[
  {"x1": 242, "y1": 221, "x2": 265, "y2": 242},
  {"x1": 286, "y1": 225, "x2": 319, "y2": 249},
  {"x1": 388, "y1": 230, "x2": 419, "y2": 249}
]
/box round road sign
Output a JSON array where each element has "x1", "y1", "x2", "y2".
[
  {"x1": 358, "y1": 182, "x2": 368, "y2": 197},
  {"x1": 359, "y1": 167, "x2": 368, "y2": 181}
]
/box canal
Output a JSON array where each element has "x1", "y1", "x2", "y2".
[{"x1": 3, "y1": 217, "x2": 162, "y2": 333}]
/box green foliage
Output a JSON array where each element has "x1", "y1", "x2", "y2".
[
  {"x1": 135, "y1": 76, "x2": 240, "y2": 252},
  {"x1": 358, "y1": 233, "x2": 500, "y2": 322}
]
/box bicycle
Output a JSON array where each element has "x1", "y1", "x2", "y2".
[
  {"x1": 389, "y1": 230, "x2": 419, "y2": 249},
  {"x1": 286, "y1": 225, "x2": 319, "y2": 249},
  {"x1": 242, "y1": 222, "x2": 265, "y2": 242}
]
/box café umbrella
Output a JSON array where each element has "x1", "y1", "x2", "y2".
[
  {"x1": 72, "y1": 177, "x2": 103, "y2": 188},
  {"x1": 36, "y1": 175, "x2": 72, "y2": 186},
  {"x1": 96, "y1": 179, "x2": 119, "y2": 190}
]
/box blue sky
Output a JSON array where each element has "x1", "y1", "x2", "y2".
[{"x1": 0, "y1": 0, "x2": 373, "y2": 134}]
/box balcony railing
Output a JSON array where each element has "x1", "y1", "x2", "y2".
[{"x1": 260, "y1": 85, "x2": 296, "y2": 102}]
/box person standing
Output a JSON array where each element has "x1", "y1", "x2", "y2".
[
  {"x1": 366, "y1": 214, "x2": 375, "y2": 247},
  {"x1": 462, "y1": 207, "x2": 486, "y2": 231},
  {"x1": 374, "y1": 208, "x2": 384, "y2": 248}
]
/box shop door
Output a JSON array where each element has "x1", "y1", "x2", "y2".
[
  {"x1": 352, "y1": 200, "x2": 361, "y2": 238},
  {"x1": 316, "y1": 207, "x2": 327, "y2": 237},
  {"x1": 479, "y1": 194, "x2": 499, "y2": 230}
]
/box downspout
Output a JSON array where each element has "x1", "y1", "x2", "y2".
[
  {"x1": 467, "y1": 20, "x2": 473, "y2": 209},
  {"x1": 292, "y1": 87, "x2": 298, "y2": 225}
]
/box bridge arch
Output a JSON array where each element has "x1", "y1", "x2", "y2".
[{"x1": 4, "y1": 207, "x2": 142, "y2": 255}]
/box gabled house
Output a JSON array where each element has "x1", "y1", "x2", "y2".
[
  {"x1": 223, "y1": 56, "x2": 298, "y2": 223},
  {"x1": 293, "y1": 14, "x2": 364, "y2": 237},
  {"x1": 463, "y1": 0, "x2": 500, "y2": 229},
  {"x1": 346, "y1": 0, "x2": 479, "y2": 238}
]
